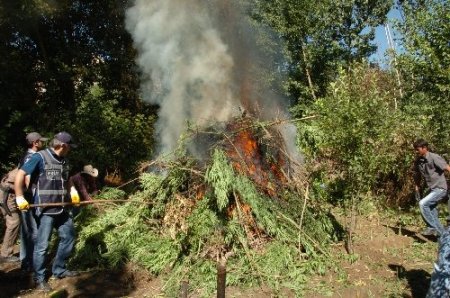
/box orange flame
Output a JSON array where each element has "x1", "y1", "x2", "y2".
[{"x1": 225, "y1": 118, "x2": 287, "y2": 197}]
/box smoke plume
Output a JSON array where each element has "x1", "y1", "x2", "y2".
[{"x1": 125, "y1": 0, "x2": 294, "y2": 156}]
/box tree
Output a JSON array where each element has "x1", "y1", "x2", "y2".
[
  {"x1": 297, "y1": 63, "x2": 420, "y2": 205},
  {"x1": 249, "y1": 0, "x2": 391, "y2": 108},
  {"x1": 0, "y1": 0, "x2": 157, "y2": 176},
  {"x1": 67, "y1": 85, "x2": 156, "y2": 180},
  {"x1": 395, "y1": 0, "x2": 450, "y2": 150}
]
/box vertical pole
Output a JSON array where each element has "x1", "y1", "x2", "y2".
[
  {"x1": 180, "y1": 280, "x2": 188, "y2": 298},
  {"x1": 217, "y1": 262, "x2": 226, "y2": 298},
  {"x1": 384, "y1": 23, "x2": 403, "y2": 102}
]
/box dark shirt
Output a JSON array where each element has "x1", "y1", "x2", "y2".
[
  {"x1": 19, "y1": 149, "x2": 38, "y2": 197},
  {"x1": 415, "y1": 152, "x2": 449, "y2": 190},
  {"x1": 19, "y1": 149, "x2": 37, "y2": 168},
  {"x1": 68, "y1": 173, "x2": 98, "y2": 201}
]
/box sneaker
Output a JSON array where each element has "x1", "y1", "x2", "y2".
[
  {"x1": 0, "y1": 256, "x2": 20, "y2": 263},
  {"x1": 54, "y1": 270, "x2": 80, "y2": 279},
  {"x1": 35, "y1": 281, "x2": 52, "y2": 292},
  {"x1": 421, "y1": 227, "x2": 437, "y2": 236}
]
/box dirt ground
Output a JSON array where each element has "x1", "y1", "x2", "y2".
[
  {"x1": 0, "y1": 213, "x2": 438, "y2": 298},
  {"x1": 303, "y1": 214, "x2": 437, "y2": 298}
]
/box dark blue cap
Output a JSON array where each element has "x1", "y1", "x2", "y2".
[{"x1": 54, "y1": 132, "x2": 78, "y2": 148}]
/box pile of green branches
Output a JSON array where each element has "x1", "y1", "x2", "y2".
[{"x1": 71, "y1": 117, "x2": 342, "y2": 296}]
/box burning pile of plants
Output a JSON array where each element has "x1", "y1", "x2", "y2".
[{"x1": 71, "y1": 115, "x2": 342, "y2": 296}]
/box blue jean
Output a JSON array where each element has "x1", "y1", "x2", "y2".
[
  {"x1": 19, "y1": 209, "x2": 39, "y2": 269},
  {"x1": 33, "y1": 212, "x2": 75, "y2": 283},
  {"x1": 419, "y1": 188, "x2": 447, "y2": 236},
  {"x1": 427, "y1": 229, "x2": 450, "y2": 297}
]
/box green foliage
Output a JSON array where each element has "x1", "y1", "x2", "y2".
[
  {"x1": 95, "y1": 187, "x2": 126, "y2": 200},
  {"x1": 139, "y1": 161, "x2": 192, "y2": 218},
  {"x1": 250, "y1": 0, "x2": 391, "y2": 103},
  {"x1": 395, "y1": 0, "x2": 450, "y2": 152},
  {"x1": 72, "y1": 194, "x2": 180, "y2": 273},
  {"x1": 297, "y1": 63, "x2": 419, "y2": 204},
  {"x1": 0, "y1": 1, "x2": 156, "y2": 177},
  {"x1": 205, "y1": 149, "x2": 235, "y2": 211},
  {"x1": 162, "y1": 259, "x2": 218, "y2": 298},
  {"x1": 396, "y1": 0, "x2": 450, "y2": 95},
  {"x1": 67, "y1": 85, "x2": 156, "y2": 178},
  {"x1": 73, "y1": 142, "x2": 340, "y2": 296},
  {"x1": 186, "y1": 196, "x2": 222, "y2": 248},
  {"x1": 254, "y1": 242, "x2": 307, "y2": 291}
]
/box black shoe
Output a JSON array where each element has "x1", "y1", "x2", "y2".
[
  {"x1": 0, "y1": 256, "x2": 20, "y2": 263},
  {"x1": 36, "y1": 281, "x2": 52, "y2": 292},
  {"x1": 55, "y1": 270, "x2": 80, "y2": 279}
]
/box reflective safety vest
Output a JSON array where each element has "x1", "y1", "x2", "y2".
[{"x1": 36, "y1": 149, "x2": 69, "y2": 215}]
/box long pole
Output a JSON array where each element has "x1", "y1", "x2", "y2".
[
  {"x1": 217, "y1": 262, "x2": 226, "y2": 298},
  {"x1": 384, "y1": 23, "x2": 403, "y2": 101},
  {"x1": 29, "y1": 199, "x2": 131, "y2": 208}
]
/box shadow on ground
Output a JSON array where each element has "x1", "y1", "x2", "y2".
[
  {"x1": 389, "y1": 264, "x2": 430, "y2": 298},
  {"x1": 70, "y1": 269, "x2": 139, "y2": 298},
  {"x1": 0, "y1": 260, "x2": 144, "y2": 298},
  {"x1": 385, "y1": 225, "x2": 436, "y2": 243}
]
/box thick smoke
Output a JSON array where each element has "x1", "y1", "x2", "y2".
[{"x1": 125, "y1": 0, "x2": 296, "y2": 156}]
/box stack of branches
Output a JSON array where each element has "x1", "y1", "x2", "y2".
[{"x1": 71, "y1": 115, "x2": 342, "y2": 296}]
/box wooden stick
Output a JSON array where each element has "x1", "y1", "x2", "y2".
[
  {"x1": 217, "y1": 262, "x2": 226, "y2": 298},
  {"x1": 29, "y1": 199, "x2": 133, "y2": 208},
  {"x1": 180, "y1": 280, "x2": 189, "y2": 298}
]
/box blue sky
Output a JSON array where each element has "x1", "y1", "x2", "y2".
[{"x1": 371, "y1": 8, "x2": 403, "y2": 66}]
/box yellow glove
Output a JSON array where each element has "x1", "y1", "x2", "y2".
[
  {"x1": 70, "y1": 187, "x2": 80, "y2": 206},
  {"x1": 15, "y1": 195, "x2": 29, "y2": 210}
]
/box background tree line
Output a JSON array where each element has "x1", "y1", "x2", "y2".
[
  {"x1": 0, "y1": 0, "x2": 448, "y2": 206},
  {"x1": 0, "y1": 0, "x2": 157, "y2": 180}
]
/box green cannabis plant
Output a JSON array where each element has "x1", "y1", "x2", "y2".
[{"x1": 73, "y1": 116, "x2": 341, "y2": 296}]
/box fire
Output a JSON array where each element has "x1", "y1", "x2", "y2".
[{"x1": 224, "y1": 116, "x2": 288, "y2": 197}]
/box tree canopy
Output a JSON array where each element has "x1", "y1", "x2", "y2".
[
  {"x1": 0, "y1": 0, "x2": 448, "y2": 203},
  {"x1": 0, "y1": 0, "x2": 156, "y2": 177}
]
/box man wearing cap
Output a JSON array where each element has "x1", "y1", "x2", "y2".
[
  {"x1": 18, "y1": 132, "x2": 48, "y2": 271},
  {"x1": 14, "y1": 131, "x2": 79, "y2": 292},
  {"x1": 0, "y1": 132, "x2": 47, "y2": 264}
]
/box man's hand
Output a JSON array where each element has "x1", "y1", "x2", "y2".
[
  {"x1": 15, "y1": 195, "x2": 29, "y2": 210},
  {"x1": 415, "y1": 190, "x2": 421, "y2": 202}
]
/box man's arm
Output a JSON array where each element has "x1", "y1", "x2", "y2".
[
  {"x1": 14, "y1": 169, "x2": 29, "y2": 210},
  {"x1": 413, "y1": 162, "x2": 422, "y2": 191},
  {"x1": 432, "y1": 153, "x2": 450, "y2": 173},
  {"x1": 14, "y1": 153, "x2": 41, "y2": 209},
  {"x1": 24, "y1": 175, "x2": 31, "y2": 189},
  {"x1": 14, "y1": 169, "x2": 27, "y2": 197}
]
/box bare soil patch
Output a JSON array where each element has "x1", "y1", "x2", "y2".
[{"x1": 305, "y1": 214, "x2": 436, "y2": 297}]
